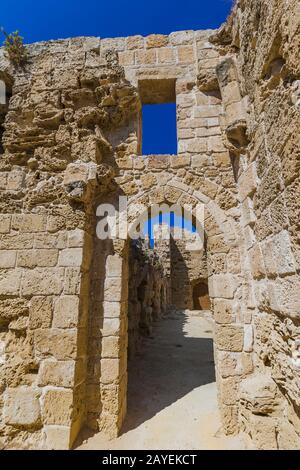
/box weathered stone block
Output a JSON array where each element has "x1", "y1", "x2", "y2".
[
  {"x1": 0, "y1": 269, "x2": 22, "y2": 295},
  {"x1": 0, "y1": 214, "x2": 11, "y2": 234},
  {"x1": 17, "y1": 249, "x2": 58, "y2": 268},
  {"x1": 38, "y1": 360, "x2": 75, "y2": 387},
  {"x1": 100, "y1": 358, "x2": 125, "y2": 384},
  {"x1": 214, "y1": 299, "x2": 234, "y2": 324},
  {"x1": 4, "y1": 387, "x2": 41, "y2": 427},
  {"x1": 58, "y1": 248, "x2": 83, "y2": 267},
  {"x1": 0, "y1": 250, "x2": 16, "y2": 268},
  {"x1": 22, "y1": 268, "x2": 64, "y2": 296},
  {"x1": 42, "y1": 388, "x2": 73, "y2": 425},
  {"x1": 177, "y1": 45, "x2": 194, "y2": 63},
  {"x1": 104, "y1": 277, "x2": 123, "y2": 302},
  {"x1": 12, "y1": 214, "x2": 47, "y2": 232},
  {"x1": 216, "y1": 325, "x2": 244, "y2": 352},
  {"x1": 208, "y1": 274, "x2": 237, "y2": 299},
  {"x1": 146, "y1": 34, "x2": 168, "y2": 48},
  {"x1": 248, "y1": 244, "x2": 265, "y2": 279},
  {"x1": 103, "y1": 301, "x2": 126, "y2": 318},
  {"x1": 44, "y1": 425, "x2": 71, "y2": 450},
  {"x1": 136, "y1": 49, "x2": 156, "y2": 65},
  {"x1": 53, "y1": 295, "x2": 80, "y2": 328},
  {"x1": 34, "y1": 329, "x2": 77, "y2": 360},
  {"x1": 238, "y1": 163, "x2": 258, "y2": 202},
  {"x1": 29, "y1": 296, "x2": 53, "y2": 329}
]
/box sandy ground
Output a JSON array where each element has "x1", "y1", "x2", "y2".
[{"x1": 76, "y1": 310, "x2": 246, "y2": 450}]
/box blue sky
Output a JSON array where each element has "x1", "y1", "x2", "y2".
[{"x1": 1, "y1": 0, "x2": 232, "y2": 43}]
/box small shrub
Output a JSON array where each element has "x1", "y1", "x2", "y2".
[{"x1": 1, "y1": 27, "x2": 28, "y2": 66}]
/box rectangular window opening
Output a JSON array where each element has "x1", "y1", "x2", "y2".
[{"x1": 138, "y1": 78, "x2": 177, "y2": 156}]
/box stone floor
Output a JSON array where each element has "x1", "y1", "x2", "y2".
[{"x1": 76, "y1": 310, "x2": 247, "y2": 450}]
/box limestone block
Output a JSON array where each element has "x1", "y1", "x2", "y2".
[
  {"x1": 117, "y1": 157, "x2": 133, "y2": 169},
  {"x1": 208, "y1": 274, "x2": 237, "y2": 299},
  {"x1": 58, "y1": 248, "x2": 83, "y2": 267},
  {"x1": 136, "y1": 49, "x2": 157, "y2": 65},
  {"x1": 102, "y1": 336, "x2": 123, "y2": 358},
  {"x1": 126, "y1": 35, "x2": 144, "y2": 49},
  {"x1": 216, "y1": 325, "x2": 244, "y2": 352},
  {"x1": 35, "y1": 232, "x2": 67, "y2": 249},
  {"x1": 104, "y1": 277, "x2": 122, "y2": 302},
  {"x1": 106, "y1": 255, "x2": 123, "y2": 278},
  {"x1": 213, "y1": 299, "x2": 234, "y2": 324},
  {"x1": 0, "y1": 214, "x2": 11, "y2": 233},
  {"x1": 133, "y1": 157, "x2": 145, "y2": 170},
  {"x1": 67, "y1": 229, "x2": 85, "y2": 248},
  {"x1": 17, "y1": 249, "x2": 58, "y2": 268},
  {"x1": 34, "y1": 328, "x2": 77, "y2": 360},
  {"x1": 221, "y1": 81, "x2": 241, "y2": 105},
  {"x1": 0, "y1": 269, "x2": 22, "y2": 296},
  {"x1": 194, "y1": 105, "x2": 221, "y2": 119},
  {"x1": 268, "y1": 275, "x2": 300, "y2": 319},
  {"x1": 220, "y1": 405, "x2": 239, "y2": 435},
  {"x1": 240, "y1": 373, "x2": 279, "y2": 415},
  {"x1": 41, "y1": 388, "x2": 73, "y2": 425},
  {"x1": 225, "y1": 101, "x2": 246, "y2": 124},
  {"x1": 238, "y1": 163, "x2": 258, "y2": 202},
  {"x1": 147, "y1": 155, "x2": 170, "y2": 169},
  {"x1": 4, "y1": 387, "x2": 41, "y2": 427},
  {"x1": 43, "y1": 425, "x2": 71, "y2": 450},
  {"x1": 241, "y1": 197, "x2": 256, "y2": 227},
  {"x1": 118, "y1": 51, "x2": 135, "y2": 66},
  {"x1": 277, "y1": 422, "x2": 300, "y2": 450},
  {"x1": 207, "y1": 234, "x2": 230, "y2": 254},
  {"x1": 22, "y1": 268, "x2": 64, "y2": 296},
  {"x1": 29, "y1": 296, "x2": 53, "y2": 329},
  {"x1": 63, "y1": 267, "x2": 82, "y2": 295},
  {"x1": 53, "y1": 296, "x2": 80, "y2": 328},
  {"x1": 157, "y1": 47, "x2": 175, "y2": 64},
  {"x1": 262, "y1": 230, "x2": 296, "y2": 276},
  {"x1": 7, "y1": 170, "x2": 25, "y2": 191},
  {"x1": 249, "y1": 415, "x2": 278, "y2": 450},
  {"x1": 0, "y1": 172, "x2": 7, "y2": 189},
  {"x1": 169, "y1": 30, "x2": 194, "y2": 45},
  {"x1": 170, "y1": 155, "x2": 190, "y2": 168},
  {"x1": 12, "y1": 214, "x2": 47, "y2": 232},
  {"x1": 244, "y1": 325, "x2": 253, "y2": 352},
  {"x1": 0, "y1": 250, "x2": 16, "y2": 268},
  {"x1": 38, "y1": 360, "x2": 75, "y2": 387},
  {"x1": 101, "y1": 318, "x2": 122, "y2": 337},
  {"x1": 103, "y1": 301, "x2": 126, "y2": 318},
  {"x1": 219, "y1": 377, "x2": 239, "y2": 406},
  {"x1": 146, "y1": 34, "x2": 168, "y2": 48},
  {"x1": 100, "y1": 358, "x2": 124, "y2": 384},
  {"x1": 177, "y1": 45, "x2": 194, "y2": 64},
  {"x1": 248, "y1": 244, "x2": 265, "y2": 279}
]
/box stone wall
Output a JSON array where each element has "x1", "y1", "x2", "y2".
[
  {"x1": 128, "y1": 236, "x2": 170, "y2": 359},
  {"x1": 213, "y1": 0, "x2": 300, "y2": 449},
  {"x1": 170, "y1": 228, "x2": 207, "y2": 310}
]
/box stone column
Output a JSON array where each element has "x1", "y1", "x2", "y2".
[{"x1": 99, "y1": 239, "x2": 129, "y2": 438}]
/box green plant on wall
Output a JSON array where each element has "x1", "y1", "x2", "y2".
[{"x1": 1, "y1": 27, "x2": 28, "y2": 66}]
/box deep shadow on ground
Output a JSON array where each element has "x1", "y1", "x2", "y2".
[{"x1": 76, "y1": 310, "x2": 246, "y2": 449}]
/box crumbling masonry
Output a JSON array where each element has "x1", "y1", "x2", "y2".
[{"x1": 0, "y1": 0, "x2": 299, "y2": 450}]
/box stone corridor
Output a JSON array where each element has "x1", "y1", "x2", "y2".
[{"x1": 77, "y1": 310, "x2": 246, "y2": 450}]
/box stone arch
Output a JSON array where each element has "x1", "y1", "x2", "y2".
[{"x1": 90, "y1": 178, "x2": 245, "y2": 437}]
